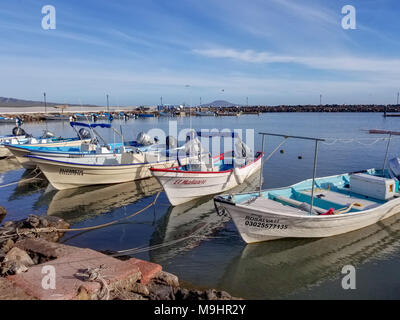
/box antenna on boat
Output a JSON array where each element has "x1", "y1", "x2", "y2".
[
  {"x1": 382, "y1": 133, "x2": 392, "y2": 173},
  {"x1": 258, "y1": 133, "x2": 325, "y2": 214}
]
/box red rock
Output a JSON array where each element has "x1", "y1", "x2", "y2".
[
  {"x1": 7, "y1": 240, "x2": 162, "y2": 300},
  {"x1": 125, "y1": 258, "x2": 162, "y2": 285}
]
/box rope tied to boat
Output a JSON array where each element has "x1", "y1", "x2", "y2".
[
  {"x1": 262, "y1": 137, "x2": 288, "y2": 165},
  {"x1": 0, "y1": 169, "x2": 43, "y2": 189},
  {"x1": 1, "y1": 192, "x2": 161, "y2": 240}
]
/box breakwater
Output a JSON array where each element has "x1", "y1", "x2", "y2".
[{"x1": 1, "y1": 104, "x2": 398, "y2": 123}]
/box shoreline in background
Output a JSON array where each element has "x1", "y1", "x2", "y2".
[
  {"x1": 1, "y1": 104, "x2": 399, "y2": 123},
  {"x1": 1, "y1": 104, "x2": 400, "y2": 114}
]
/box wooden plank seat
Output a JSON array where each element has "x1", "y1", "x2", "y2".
[{"x1": 298, "y1": 189, "x2": 381, "y2": 211}]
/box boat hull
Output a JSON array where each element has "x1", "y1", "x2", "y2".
[
  {"x1": 6, "y1": 140, "x2": 89, "y2": 169},
  {"x1": 216, "y1": 194, "x2": 400, "y2": 243},
  {"x1": 0, "y1": 145, "x2": 12, "y2": 158},
  {"x1": 30, "y1": 155, "x2": 197, "y2": 190},
  {"x1": 151, "y1": 154, "x2": 262, "y2": 206}
]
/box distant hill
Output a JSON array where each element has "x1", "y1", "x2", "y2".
[
  {"x1": 201, "y1": 100, "x2": 240, "y2": 107},
  {"x1": 0, "y1": 97, "x2": 98, "y2": 108}
]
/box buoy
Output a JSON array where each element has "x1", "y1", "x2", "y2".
[
  {"x1": 298, "y1": 155, "x2": 302, "y2": 160},
  {"x1": 280, "y1": 149, "x2": 284, "y2": 154}
]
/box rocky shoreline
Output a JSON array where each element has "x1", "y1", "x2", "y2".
[{"x1": 0, "y1": 210, "x2": 236, "y2": 300}]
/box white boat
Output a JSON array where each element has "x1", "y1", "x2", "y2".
[
  {"x1": 151, "y1": 151, "x2": 263, "y2": 206},
  {"x1": 4, "y1": 122, "x2": 127, "y2": 168},
  {"x1": 0, "y1": 127, "x2": 35, "y2": 158},
  {"x1": 4, "y1": 138, "x2": 90, "y2": 170},
  {"x1": 215, "y1": 169, "x2": 400, "y2": 243},
  {"x1": 43, "y1": 114, "x2": 70, "y2": 121},
  {"x1": 0, "y1": 116, "x2": 18, "y2": 124},
  {"x1": 214, "y1": 132, "x2": 400, "y2": 243},
  {"x1": 28, "y1": 144, "x2": 208, "y2": 190},
  {"x1": 195, "y1": 111, "x2": 215, "y2": 117},
  {"x1": 150, "y1": 131, "x2": 262, "y2": 206}
]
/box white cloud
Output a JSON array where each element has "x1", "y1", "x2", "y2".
[{"x1": 193, "y1": 48, "x2": 400, "y2": 74}]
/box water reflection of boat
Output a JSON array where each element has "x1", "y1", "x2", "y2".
[
  {"x1": 9, "y1": 171, "x2": 48, "y2": 201},
  {"x1": 218, "y1": 214, "x2": 400, "y2": 299},
  {"x1": 37, "y1": 178, "x2": 162, "y2": 224},
  {"x1": 149, "y1": 171, "x2": 260, "y2": 263},
  {"x1": 0, "y1": 158, "x2": 21, "y2": 173}
]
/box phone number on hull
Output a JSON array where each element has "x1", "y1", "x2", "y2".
[{"x1": 59, "y1": 168, "x2": 84, "y2": 176}]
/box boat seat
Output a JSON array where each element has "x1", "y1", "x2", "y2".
[
  {"x1": 245, "y1": 197, "x2": 311, "y2": 215},
  {"x1": 298, "y1": 189, "x2": 380, "y2": 211},
  {"x1": 273, "y1": 195, "x2": 326, "y2": 214}
]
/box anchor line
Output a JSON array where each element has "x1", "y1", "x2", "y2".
[{"x1": 0, "y1": 170, "x2": 43, "y2": 189}]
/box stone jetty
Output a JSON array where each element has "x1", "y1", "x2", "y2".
[
  {"x1": 1, "y1": 104, "x2": 398, "y2": 123},
  {"x1": 0, "y1": 215, "x2": 235, "y2": 300}
]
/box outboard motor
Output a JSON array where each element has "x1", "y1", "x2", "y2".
[
  {"x1": 16, "y1": 117, "x2": 23, "y2": 126},
  {"x1": 137, "y1": 132, "x2": 153, "y2": 146},
  {"x1": 166, "y1": 135, "x2": 177, "y2": 150},
  {"x1": 78, "y1": 128, "x2": 91, "y2": 140},
  {"x1": 185, "y1": 130, "x2": 197, "y2": 143},
  {"x1": 12, "y1": 126, "x2": 26, "y2": 136},
  {"x1": 42, "y1": 130, "x2": 55, "y2": 139}
]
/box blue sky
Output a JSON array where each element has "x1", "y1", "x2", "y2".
[{"x1": 0, "y1": 0, "x2": 400, "y2": 106}]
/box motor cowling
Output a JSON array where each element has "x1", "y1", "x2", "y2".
[
  {"x1": 137, "y1": 132, "x2": 153, "y2": 146},
  {"x1": 42, "y1": 130, "x2": 55, "y2": 138},
  {"x1": 78, "y1": 128, "x2": 91, "y2": 140},
  {"x1": 166, "y1": 135, "x2": 177, "y2": 150},
  {"x1": 12, "y1": 127, "x2": 26, "y2": 136}
]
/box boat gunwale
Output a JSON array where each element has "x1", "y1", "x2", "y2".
[
  {"x1": 150, "y1": 151, "x2": 264, "y2": 174},
  {"x1": 26, "y1": 152, "x2": 209, "y2": 168}
]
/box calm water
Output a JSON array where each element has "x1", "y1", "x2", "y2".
[{"x1": 1, "y1": 113, "x2": 400, "y2": 299}]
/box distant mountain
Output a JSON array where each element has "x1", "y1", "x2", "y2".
[
  {"x1": 0, "y1": 97, "x2": 98, "y2": 108},
  {"x1": 200, "y1": 100, "x2": 240, "y2": 107}
]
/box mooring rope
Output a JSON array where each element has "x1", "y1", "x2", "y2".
[
  {"x1": 113, "y1": 213, "x2": 228, "y2": 257},
  {"x1": 320, "y1": 136, "x2": 398, "y2": 146},
  {"x1": 3, "y1": 192, "x2": 161, "y2": 239},
  {"x1": 262, "y1": 138, "x2": 288, "y2": 164},
  {"x1": 75, "y1": 265, "x2": 110, "y2": 300},
  {"x1": 0, "y1": 170, "x2": 43, "y2": 189}
]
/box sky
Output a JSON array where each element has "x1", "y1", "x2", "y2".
[{"x1": 0, "y1": 0, "x2": 400, "y2": 106}]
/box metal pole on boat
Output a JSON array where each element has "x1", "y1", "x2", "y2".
[
  {"x1": 258, "y1": 134, "x2": 265, "y2": 197},
  {"x1": 310, "y1": 140, "x2": 319, "y2": 214},
  {"x1": 43, "y1": 92, "x2": 47, "y2": 114},
  {"x1": 383, "y1": 133, "x2": 392, "y2": 173}
]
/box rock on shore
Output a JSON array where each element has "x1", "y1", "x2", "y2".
[{"x1": 0, "y1": 215, "x2": 236, "y2": 300}]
